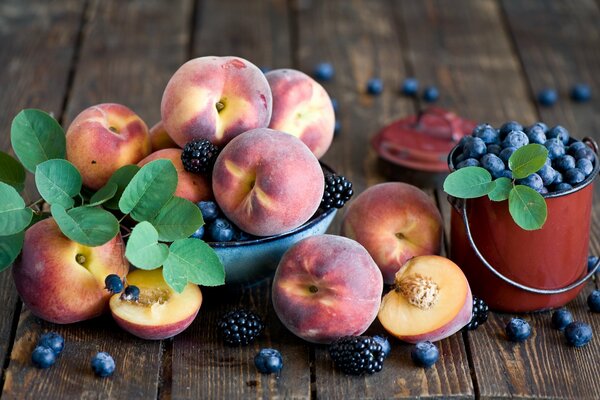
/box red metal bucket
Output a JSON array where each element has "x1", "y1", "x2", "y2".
[{"x1": 448, "y1": 139, "x2": 600, "y2": 312}]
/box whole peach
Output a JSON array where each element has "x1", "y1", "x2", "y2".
[
  {"x1": 12, "y1": 218, "x2": 129, "y2": 324},
  {"x1": 66, "y1": 103, "x2": 151, "y2": 190},
  {"x1": 212, "y1": 128, "x2": 324, "y2": 237},
  {"x1": 266, "y1": 69, "x2": 335, "y2": 158},
  {"x1": 149, "y1": 121, "x2": 178, "y2": 151},
  {"x1": 341, "y1": 182, "x2": 443, "y2": 284},
  {"x1": 161, "y1": 56, "x2": 272, "y2": 147},
  {"x1": 272, "y1": 235, "x2": 383, "y2": 344}
]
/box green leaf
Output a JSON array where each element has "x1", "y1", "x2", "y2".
[
  {"x1": 150, "y1": 197, "x2": 204, "y2": 242},
  {"x1": 0, "y1": 231, "x2": 25, "y2": 271},
  {"x1": 488, "y1": 177, "x2": 513, "y2": 202},
  {"x1": 163, "y1": 239, "x2": 225, "y2": 293},
  {"x1": 0, "y1": 182, "x2": 32, "y2": 236},
  {"x1": 0, "y1": 151, "x2": 26, "y2": 192},
  {"x1": 103, "y1": 165, "x2": 140, "y2": 210},
  {"x1": 51, "y1": 204, "x2": 119, "y2": 246},
  {"x1": 125, "y1": 221, "x2": 169, "y2": 270},
  {"x1": 508, "y1": 144, "x2": 549, "y2": 179},
  {"x1": 34, "y1": 159, "x2": 82, "y2": 209},
  {"x1": 508, "y1": 185, "x2": 548, "y2": 230},
  {"x1": 89, "y1": 182, "x2": 118, "y2": 207},
  {"x1": 443, "y1": 167, "x2": 496, "y2": 199},
  {"x1": 10, "y1": 109, "x2": 66, "y2": 173},
  {"x1": 118, "y1": 160, "x2": 177, "y2": 221}
]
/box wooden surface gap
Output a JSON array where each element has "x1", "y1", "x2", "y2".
[
  {"x1": 157, "y1": 339, "x2": 173, "y2": 400},
  {"x1": 0, "y1": 302, "x2": 21, "y2": 400}
]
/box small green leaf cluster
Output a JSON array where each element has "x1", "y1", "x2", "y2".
[
  {"x1": 444, "y1": 144, "x2": 549, "y2": 230},
  {"x1": 0, "y1": 109, "x2": 225, "y2": 292}
]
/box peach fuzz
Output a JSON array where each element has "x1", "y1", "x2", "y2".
[
  {"x1": 341, "y1": 182, "x2": 443, "y2": 284},
  {"x1": 161, "y1": 56, "x2": 272, "y2": 147},
  {"x1": 266, "y1": 69, "x2": 335, "y2": 159},
  {"x1": 378, "y1": 255, "x2": 472, "y2": 343},
  {"x1": 12, "y1": 218, "x2": 129, "y2": 324},
  {"x1": 66, "y1": 103, "x2": 151, "y2": 190},
  {"x1": 149, "y1": 121, "x2": 178, "y2": 151},
  {"x1": 272, "y1": 235, "x2": 383, "y2": 344},
  {"x1": 212, "y1": 128, "x2": 324, "y2": 237},
  {"x1": 138, "y1": 148, "x2": 212, "y2": 203}
]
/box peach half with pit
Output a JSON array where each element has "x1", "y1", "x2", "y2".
[
  {"x1": 378, "y1": 255, "x2": 473, "y2": 343},
  {"x1": 109, "y1": 268, "x2": 202, "y2": 340}
]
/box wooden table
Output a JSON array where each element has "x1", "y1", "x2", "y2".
[{"x1": 1, "y1": 1, "x2": 599, "y2": 398}]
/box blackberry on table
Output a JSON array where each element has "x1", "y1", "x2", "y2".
[
  {"x1": 321, "y1": 174, "x2": 354, "y2": 210},
  {"x1": 218, "y1": 309, "x2": 264, "y2": 346},
  {"x1": 465, "y1": 297, "x2": 488, "y2": 331},
  {"x1": 328, "y1": 336, "x2": 386, "y2": 375},
  {"x1": 181, "y1": 139, "x2": 220, "y2": 174}
]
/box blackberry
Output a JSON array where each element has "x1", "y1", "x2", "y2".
[
  {"x1": 181, "y1": 139, "x2": 220, "y2": 174},
  {"x1": 321, "y1": 174, "x2": 353, "y2": 210},
  {"x1": 465, "y1": 297, "x2": 488, "y2": 330},
  {"x1": 328, "y1": 336, "x2": 386, "y2": 375},
  {"x1": 218, "y1": 309, "x2": 264, "y2": 346}
]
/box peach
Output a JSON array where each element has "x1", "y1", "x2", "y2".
[
  {"x1": 110, "y1": 269, "x2": 202, "y2": 340},
  {"x1": 149, "y1": 121, "x2": 178, "y2": 151},
  {"x1": 12, "y1": 218, "x2": 129, "y2": 324},
  {"x1": 161, "y1": 56, "x2": 272, "y2": 147},
  {"x1": 138, "y1": 148, "x2": 212, "y2": 203},
  {"x1": 272, "y1": 235, "x2": 383, "y2": 344},
  {"x1": 378, "y1": 255, "x2": 473, "y2": 343},
  {"x1": 266, "y1": 69, "x2": 335, "y2": 158},
  {"x1": 66, "y1": 103, "x2": 151, "y2": 190},
  {"x1": 212, "y1": 128, "x2": 324, "y2": 237},
  {"x1": 341, "y1": 182, "x2": 443, "y2": 284}
]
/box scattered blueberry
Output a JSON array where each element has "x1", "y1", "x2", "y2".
[
  {"x1": 254, "y1": 348, "x2": 283, "y2": 375},
  {"x1": 121, "y1": 285, "x2": 140, "y2": 302},
  {"x1": 104, "y1": 274, "x2": 124, "y2": 294},
  {"x1": 481, "y1": 153, "x2": 505, "y2": 178},
  {"x1": 573, "y1": 146, "x2": 595, "y2": 162},
  {"x1": 551, "y1": 309, "x2": 573, "y2": 331},
  {"x1": 197, "y1": 201, "x2": 219, "y2": 222},
  {"x1": 588, "y1": 255, "x2": 599, "y2": 273},
  {"x1": 547, "y1": 125, "x2": 570, "y2": 145},
  {"x1": 564, "y1": 321, "x2": 593, "y2": 347},
  {"x1": 526, "y1": 125, "x2": 547, "y2": 145},
  {"x1": 474, "y1": 124, "x2": 499, "y2": 144},
  {"x1": 568, "y1": 141, "x2": 587, "y2": 156},
  {"x1": 537, "y1": 164, "x2": 557, "y2": 186},
  {"x1": 422, "y1": 86, "x2": 439, "y2": 102},
  {"x1": 554, "y1": 182, "x2": 573, "y2": 191},
  {"x1": 505, "y1": 318, "x2": 531, "y2": 342},
  {"x1": 499, "y1": 147, "x2": 517, "y2": 163},
  {"x1": 499, "y1": 121, "x2": 523, "y2": 138},
  {"x1": 91, "y1": 352, "x2": 116, "y2": 377},
  {"x1": 31, "y1": 346, "x2": 56, "y2": 369},
  {"x1": 486, "y1": 144, "x2": 502, "y2": 155},
  {"x1": 401, "y1": 77, "x2": 419, "y2": 96},
  {"x1": 565, "y1": 168, "x2": 585, "y2": 185},
  {"x1": 554, "y1": 155, "x2": 576, "y2": 172},
  {"x1": 331, "y1": 98, "x2": 339, "y2": 112},
  {"x1": 366, "y1": 78, "x2": 383, "y2": 95},
  {"x1": 516, "y1": 173, "x2": 544, "y2": 192},
  {"x1": 545, "y1": 138, "x2": 566, "y2": 160},
  {"x1": 463, "y1": 137, "x2": 487, "y2": 158},
  {"x1": 38, "y1": 332, "x2": 64, "y2": 356},
  {"x1": 538, "y1": 88, "x2": 558, "y2": 106},
  {"x1": 456, "y1": 158, "x2": 480, "y2": 169},
  {"x1": 208, "y1": 218, "x2": 235, "y2": 242},
  {"x1": 190, "y1": 225, "x2": 205, "y2": 239},
  {"x1": 411, "y1": 341, "x2": 439, "y2": 368},
  {"x1": 571, "y1": 83, "x2": 592, "y2": 103},
  {"x1": 373, "y1": 335, "x2": 391, "y2": 359},
  {"x1": 314, "y1": 62, "x2": 334, "y2": 81},
  {"x1": 576, "y1": 158, "x2": 593, "y2": 176},
  {"x1": 588, "y1": 290, "x2": 600, "y2": 313},
  {"x1": 502, "y1": 130, "x2": 529, "y2": 149}
]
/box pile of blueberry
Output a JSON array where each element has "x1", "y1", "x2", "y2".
[
  {"x1": 190, "y1": 201, "x2": 253, "y2": 243},
  {"x1": 454, "y1": 121, "x2": 596, "y2": 194}
]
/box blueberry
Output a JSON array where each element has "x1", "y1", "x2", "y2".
[
  {"x1": 254, "y1": 348, "x2": 283, "y2": 374},
  {"x1": 564, "y1": 321, "x2": 593, "y2": 348},
  {"x1": 190, "y1": 225, "x2": 205, "y2": 239},
  {"x1": 525, "y1": 122, "x2": 548, "y2": 133},
  {"x1": 259, "y1": 66, "x2": 270, "y2": 74},
  {"x1": 540, "y1": 186, "x2": 549, "y2": 194},
  {"x1": 516, "y1": 173, "x2": 544, "y2": 192},
  {"x1": 538, "y1": 88, "x2": 558, "y2": 106},
  {"x1": 499, "y1": 147, "x2": 517, "y2": 163},
  {"x1": 456, "y1": 158, "x2": 480, "y2": 169},
  {"x1": 232, "y1": 228, "x2": 252, "y2": 242},
  {"x1": 197, "y1": 201, "x2": 219, "y2": 222},
  {"x1": 411, "y1": 341, "x2": 439, "y2": 368},
  {"x1": 537, "y1": 164, "x2": 557, "y2": 186},
  {"x1": 545, "y1": 138, "x2": 565, "y2": 160},
  {"x1": 573, "y1": 147, "x2": 595, "y2": 162},
  {"x1": 565, "y1": 168, "x2": 585, "y2": 185},
  {"x1": 502, "y1": 130, "x2": 529, "y2": 149},
  {"x1": 498, "y1": 169, "x2": 513, "y2": 179},
  {"x1": 32, "y1": 346, "x2": 56, "y2": 369},
  {"x1": 547, "y1": 125, "x2": 570, "y2": 145},
  {"x1": 588, "y1": 255, "x2": 599, "y2": 273},
  {"x1": 366, "y1": 78, "x2": 383, "y2": 95},
  {"x1": 576, "y1": 159, "x2": 593, "y2": 176},
  {"x1": 474, "y1": 123, "x2": 499, "y2": 144},
  {"x1": 463, "y1": 137, "x2": 487, "y2": 158},
  {"x1": 401, "y1": 78, "x2": 419, "y2": 96},
  {"x1": 373, "y1": 335, "x2": 391, "y2": 359},
  {"x1": 422, "y1": 86, "x2": 439, "y2": 102},
  {"x1": 499, "y1": 121, "x2": 523, "y2": 138},
  {"x1": 505, "y1": 318, "x2": 531, "y2": 342},
  {"x1": 553, "y1": 155, "x2": 576, "y2": 172},
  {"x1": 334, "y1": 120, "x2": 341, "y2": 136},
  {"x1": 486, "y1": 144, "x2": 502, "y2": 155},
  {"x1": 104, "y1": 274, "x2": 124, "y2": 294},
  {"x1": 554, "y1": 182, "x2": 573, "y2": 192},
  {"x1": 551, "y1": 309, "x2": 574, "y2": 331},
  {"x1": 481, "y1": 154, "x2": 505, "y2": 178},
  {"x1": 331, "y1": 98, "x2": 339, "y2": 112},
  {"x1": 571, "y1": 83, "x2": 592, "y2": 102},
  {"x1": 38, "y1": 332, "x2": 64, "y2": 355},
  {"x1": 526, "y1": 125, "x2": 547, "y2": 145},
  {"x1": 454, "y1": 153, "x2": 466, "y2": 164},
  {"x1": 121, "y1": 285, "x2": 140, "y2": 302},
  {"x1": 91, "y1": 352, "x2": 116, "y2": 377},
  {"x1": 588, "y1": 290, "x2": 600, "y2": 313},
  {"x1": 208, "y1": 218, "x2": 235, "y2": 242},
  {"x1": 553, "y1": 171, "x2": 563, "y2": 185},
  {"x1": 314, "y1": 62, "x2": 334, "y2": 81},
  {"x1": 568, "y1": 141, "x2": 587, "y2": 156}
]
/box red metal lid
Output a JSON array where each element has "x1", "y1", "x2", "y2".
[{"x1": 371, "y1": 107, "x2": 476, "y2": 172}]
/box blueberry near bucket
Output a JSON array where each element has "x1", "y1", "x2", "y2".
[{"x1": 446, "y1": 133, "x2": 600, "y2": 312}]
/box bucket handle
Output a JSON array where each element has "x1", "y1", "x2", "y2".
[{"x1": 460, "y1": 200, "x2": 600, "y2": 294}]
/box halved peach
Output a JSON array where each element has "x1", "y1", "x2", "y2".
[
  {"x1": 109, "y1": 269, "x2": 202, "y2": 340},
  {"x1": 378, "y1": 255, "x2": 472, "y2": 343}
]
